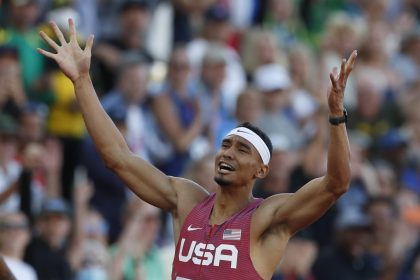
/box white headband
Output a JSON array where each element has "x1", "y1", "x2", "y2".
[{"x1": 225, "y1": 127, "x2": 271, "y2": 165}]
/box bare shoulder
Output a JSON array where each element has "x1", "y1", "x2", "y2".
[
  {"x1": 170, "y1": 176, "x2": 209, "y2": 242},
  {"x1": 252, "y1": 193, "x2": 293, "y2": 237},
  {"x1": 170, "y1": 176, "x2": 209, "y2": 219}
]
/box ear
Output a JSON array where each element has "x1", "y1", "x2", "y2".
[{"x1": 255, "y1": 164, "x2": 269, "y2": 179}]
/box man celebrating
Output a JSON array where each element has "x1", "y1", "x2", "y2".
[{"x1": 38, "y1": 19, "x2": 356, "y2": 280}]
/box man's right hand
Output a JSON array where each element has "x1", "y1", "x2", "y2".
[{"x1": 37, "y1": 19, "x2": 94, "y2": 83}]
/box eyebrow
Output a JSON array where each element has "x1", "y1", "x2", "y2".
[
  {"x1": 222, "y1": 139, "x2": 231, "y2": 145},
  {"x1": 238, "y1": 141, "x2": 252, "y2": 151}
]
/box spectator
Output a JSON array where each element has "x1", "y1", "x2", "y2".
[
  {"x1": 0, "y1": 0, "x2": 54, "y2": 105},
  {"x1": 187, "y1": 4, "x2": 246, "y2": 112},
  {"x1": 311, "y1": 207, "x2": 379, "y2": 280},
  {"x1": 151, "y1": 46, "x2": 204, "y2": 176},
  {"x1": 183, "y1": 152, "x2": 218, "y2": 193},
  {"x1": 0, "y1": 114, "x2": 22, "y2": 213},
  {"x1": 92, "y1": 0, "x2": 154, "y2": 94},
  {"x1": 263, "y1": 0, "x2": 307, "y2": 49},
  {"x1": 110, "y1": 199, "x2": 167, "y2": 280},
  {"x1": 0, "y1": 45, "x2": 26, "y2": 120},
  {"x1": 81, "y1": 106, "x2": 128, "y2": 243},
  {"x1": 75, "y1": 182, "x2": 110, "y2": 280},
  {"x1": 101, "y1": 53, "x2": 152, "y2": 161},
  {"x1": 24, "y1": 198, "x2": 74, "y2": 280},
  {"x1": 0, "y1": 212, "x2": 37, "y2": 280},
  {"x1": 254, "y1": 63, "x2": 304, "y2": 149},
  {"x1": 364, "y1": 196, "x2": 400, "y2": 279},
  {"x1": 253, "y1": 133, "x2": 295, "y2": 199},
  {"x1": 194, "y1": 44, "x2": 231, "y2": 152}
]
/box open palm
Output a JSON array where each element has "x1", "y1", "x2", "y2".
[{"x1": 37, "y1": 19, "x2": 94, "y2": 82}]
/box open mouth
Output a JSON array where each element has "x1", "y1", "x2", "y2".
[{"x1": 218, "y1": 162, "x2": 235, "y2": 172}]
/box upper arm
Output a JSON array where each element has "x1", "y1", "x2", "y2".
[
  {"x1": 255, "y1": 176, "x2": 344, "y2": 237},
  {"x1": 111, "y1": 150, "x2": 208, "y2": 213}
]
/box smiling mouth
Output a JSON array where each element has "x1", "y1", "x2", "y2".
[{"x1": 218, "y1": 162, "x2": 235, "y2": 172}]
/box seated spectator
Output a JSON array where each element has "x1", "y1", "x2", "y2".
[
  {"x1": 194, "y1": 44, "x2": 233, "y2": 151},
  {"x1": 347, "y1": 63, "x2": 405, "y2": 152},
  {"x1": 364, "y1": 196, "x2": 400, "y2": 279},
  {"x1": 18, "y1": 102, "x2": 48, "y2": 147},
  {"x1": 0, "y1": 114, "x2": 22, "y2": 213},
  {"x1": 76, "y1": 184, "x2": 110, "y2": 280},
  {"x1": 0, "y1": 45, "x2": 25, "y2": 120},
  {"x1": 311, "y1": 207, "x2": 379, "y2": 280},
  {"x1": 110, "y1": 198, "x2": 167, "y2": 280},
  {"x1": 92, "y1": 0, "x2": 154, "y2": 94},
  {"x1": 24, "y1": 198, "x2": 74, "y2": 280},
  {"x1": 253, "y1": 133, "x2": 295, "y2": 199},
  {"x1": 0, "y1": 212, "x2": 37, "y2": 280},
  {"x1": 101, "y1": 53, "x2": 152, "y2": 161},
  {"x1": 151, "y1": 46, "x2": 204, "y2": 176},
  {"x1": 187, "y1": 4, "x2": 246, "y2": 112},
  {"x1": 254, "y1": 63, "x2": 304, "y2": 150},
  {"x1": 183, "y1": 152, "x2": 218, "y2": 193},
  {"x1": 0, "y1": 0, "x2": 54, "y2": 105},
  {"x1": 81, "y1": 107, "x2": 128, "y2": 243}
]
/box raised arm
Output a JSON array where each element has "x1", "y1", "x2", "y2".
[
  {"x1": 37, "y1": 19, "x2": 208, "y2": 213},
  {"x1": 255, "y1": 51, "x2": 357, "y2": 237}
]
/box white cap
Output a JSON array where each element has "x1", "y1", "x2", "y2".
[{"x1": 253, "y1": 64, "x2": 291, "y2": 92}]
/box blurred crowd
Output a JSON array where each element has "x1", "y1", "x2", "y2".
[{"x1": 0, "y1": 0, "x2": 419, "y2": 279}]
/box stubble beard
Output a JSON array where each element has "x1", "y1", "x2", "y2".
[{"x1": 214, "y1": 176, "x2": 233, "y2": 187}]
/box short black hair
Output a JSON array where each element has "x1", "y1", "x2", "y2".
[{"x1": 237, "y1": 122, "x2": 273, "y2": 159}]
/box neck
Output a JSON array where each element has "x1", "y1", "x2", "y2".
[
  {"x1": 0, "y1": 248, "x2": 23, "y2": 260},
  {"x1": 210, "y1": 185, "x2": 253, "y2": 225}
]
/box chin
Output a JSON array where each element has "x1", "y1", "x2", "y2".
[{"x1": 214, "y1": 176, "x2": 233, "y2": 187}]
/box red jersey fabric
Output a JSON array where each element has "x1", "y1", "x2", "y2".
[{"x1": 172, "y1": 193, "x2": 264, "y2": 280}]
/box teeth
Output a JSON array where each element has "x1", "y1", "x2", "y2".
[{"x1": 220, "y1": 162, "x2": 234, "y2": 171}]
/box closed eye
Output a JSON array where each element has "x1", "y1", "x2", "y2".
[
  {"x1": 221, "y1": 139, "x2": 231, "y2": 149},
  {"x1": 238, "y1": 143, "x2": 251, "y2": 154}
]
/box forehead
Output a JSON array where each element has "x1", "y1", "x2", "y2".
[
  {"x1": 223, "y1": 135, "x2": 258, "y2": 154},
  {"x1": 1, "y1": 213, "x2": 25, "y2": 223}
]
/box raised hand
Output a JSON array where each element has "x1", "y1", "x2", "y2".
[
  {"x1": 328, "y1": 50, "x2": 357, "y2": 116},
  {"x1": 37, "y1": 19, "x2": 94, "y2": 82}
]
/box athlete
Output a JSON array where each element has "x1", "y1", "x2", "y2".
[{"x1": 38, "y1": 19, "x2": 356, "y2": 280}]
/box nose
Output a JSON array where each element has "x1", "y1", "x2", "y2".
[{"x1": 222, "y1": 146, "x2": 234, "y2": 160}]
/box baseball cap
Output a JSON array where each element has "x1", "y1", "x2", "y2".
[
  {"x1": 40, "y1": 198, "x2": 71, "y2": 217},
  {"x1": 378, "y1": 129, "x2": 408, "y2": 150},
  {"x1": 11, "y1": 0, "x2": 36, "y2": 6},
  {"x1": 253, "y1": 64, "x2": 291, "y2": 92},
  {"x1": 119, "y1": 0, "x2": 152, "y2": 13},
  {"x1": 205, "y1": 5, "x2": 230, "y2": 22},
  {"x1": 335, "y1": 207, "x2": 372, "y2": 230},
  {"x1": 0, "y1": 45, "x2": 19, "y2": 59}
]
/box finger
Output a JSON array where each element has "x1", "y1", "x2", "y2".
[
  {"x1": 338, "y1": 58, "x2": 346, "y2": 83},
  {"x1": 332, "y1": 66, "x2": 339, "y2": 79},
  {"x1": 68, "y1": 18, "x2": 77, "y2": 42},
  {"x1": 345, "y1": 50, "x2": 357, "y2": 75},
  {"x1": 329, "y1": 72, "x2": 337, "y2": 89},
  {"x1": 49, "y1": 21, "x2": 67, "y2": 45},
  {"x1": 84, "y1": 34, "x2": 94, "y2": 53},
  {"x1": 39, "y1": 31, "x2": 59, "y2": 51},
  {"x1": 37, "y1": 48, "x2": 57, "y2": 60}
]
